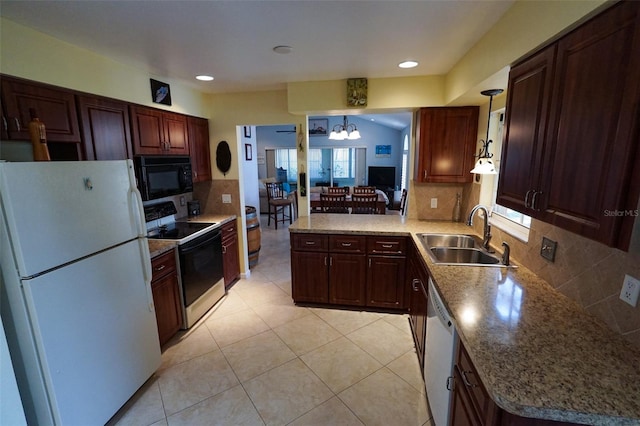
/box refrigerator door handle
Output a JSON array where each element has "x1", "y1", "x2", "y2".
[
  {"x1": 138, "y1": 237, "x2": 154, "y2": 312},
  {"x1": 127, "y1": 161, "x2": 146, "y2": 238}
]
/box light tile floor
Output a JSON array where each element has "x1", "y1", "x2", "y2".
[{"x1": 110, "y1": 217, "x2": 433, "y2": 426}]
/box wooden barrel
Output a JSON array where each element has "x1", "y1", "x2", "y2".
[{"x1": 246, "y1": 206, "x2": 261, "y2": 268}]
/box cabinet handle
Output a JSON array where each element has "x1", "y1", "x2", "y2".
[
  {"x1": 222, "y1": 245, "x2": 227, "y2": 254},
  {"x1": 461, "y1": 370, "x2": 477, "y2": 388},
  {"x1": 368, "y1": 258, "x2": 372, "y2": 268},
  {"x1": 305, "y1": 241, "x2": 316, "y2": 245},
  {"x1": 2, "y1": 116, "x2": 7, "y2": 132},
  {"x1": 341, "y1": 242, "x2": 352, "y2": 247},
  {"x1": 382, "y1": 244, "x2": 393, "y2": 248},
  {"x1": 153, "y1": 264, "x2": 166, "y2": 272},
  {"x1": 524, "y1": 190, "x2": 532, "y2": 208},
  {"x1": 324, "y1": 256, "x2": 327, "y2": 266},
  {"x1": 531, "y1": 190, "x2": 542, "y2": 211},
  {"x1": 13, "y1": 117, "x2": 21, "y2": 132},
  {"x1": 412, "y1": 278, "x2": 420, "y2": 291},
  {"x1": 330, "y1": 257, "x2": 333, "y2": 266},
  {"x1": 423, "y1": 170, "x2": 427, "y2": 180},
  {"x1": 446, "y1": 376, "x2": 454, "y2": 391}
]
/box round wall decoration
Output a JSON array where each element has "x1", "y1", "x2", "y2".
[{"x1": 216, "y1": 140, "x2": 232, "y2": 175}]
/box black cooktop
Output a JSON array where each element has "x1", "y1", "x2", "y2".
[{"x1": 147, "y1": 221, "x2": 214, "y2": 240}]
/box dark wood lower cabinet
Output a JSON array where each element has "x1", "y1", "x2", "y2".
[
  {"x1": 151, "y1": 250, "x2": 182, "y2": 347},
  {"x1": 290, "y1": 233, "x2": 407, "y2": 310},
  {"x1": 221, "y1": 220, "x2": 240, "y2": 288}
]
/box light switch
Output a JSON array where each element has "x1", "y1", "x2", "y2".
[
  {"x1": 222, "y1": 194, "x2": 232, "y2": 204},
  {"x1": 430, "y1": 198, "x2": 438, "y2": 208}
]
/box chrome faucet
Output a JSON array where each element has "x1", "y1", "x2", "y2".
[
  {"x1": 501, "y1": 242, "x2": 510, "y2": 266},
  {"x1": 467, "y1": 204, "x2": 493, "y2": 252}
]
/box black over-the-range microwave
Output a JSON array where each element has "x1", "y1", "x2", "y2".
[{"x1": 134, "y1": 155, "x2": 193, "y2": 201}]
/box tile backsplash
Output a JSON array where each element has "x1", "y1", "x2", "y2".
[
  {"x1": 193, "y1": 179, "x2": 241, "y2": 216},
  {"x1": 464, "y1": 182, "x2": 640, "y2": 349}
]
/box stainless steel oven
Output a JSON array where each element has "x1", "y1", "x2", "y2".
[
  {"x1": 178, "y1": 229, "x2": 225, "y2": 328},
  {"x1": 145, "y1": 201, "x2": 225, "y2": 328}
]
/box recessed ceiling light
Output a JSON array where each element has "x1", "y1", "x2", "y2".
[
  {"x1": 196, "y1": 75, "x2": 214, "y2": 81},
  {"x1": 398, "y1": 61, "x2": 419, "y2": 69},
  {"x1": 273, "y1": 45, "x2": 293, "y2": 54}
]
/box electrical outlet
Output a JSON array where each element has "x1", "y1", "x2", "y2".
[
  {"x1": 620, "y1": 274, "x2": 640, "y2": 307},
  {"x1": 430, "y1": 198, "x2": 438, "y2": 208},
  {"x1": 222, "y1": 194, "x2": 232, "y2": 204},
  {"x1": 179, "y1": 195, "x2": 186, "y2": 206}
]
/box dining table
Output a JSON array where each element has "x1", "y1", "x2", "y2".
[{"x1": 309, "y1": 192, "x2": 387, "y2": 214}]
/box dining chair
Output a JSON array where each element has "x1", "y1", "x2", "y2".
[
  {"x1": 327, "y1": 186, "x2": 349, "y2": 194},
  {"x1": 351, "y1": 194, "x2": 379, "y2": 214},
  {"x1": 353, "y1": 186, "x2": 376, "y2": 194},
  {"x1": 265, "y1": 182, "x2": 293, "y2": 229},
  {"x1": 320, "y1": 193, "x2": 348, "y2": 213}
]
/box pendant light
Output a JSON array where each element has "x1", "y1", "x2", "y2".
[
  {"x1": 329, "y1": 116, "x2": 361, "y2": 140},
  {"x1": 471, "y1": 89, "x2": 503, "y2": 174}
]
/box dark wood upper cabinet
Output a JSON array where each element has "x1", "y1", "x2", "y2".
[
  {"x1": 77, "y1": 95, "x2": 133, "y2": 160},
  {"x1": 1, "y1": 76, "x2": 81, "y2": 143},
  {"x1": 187, "y1": 116, "x2": 211, "y2": 182},
  {"x1": 130, "y1": 105, "x2": 189, "y2": 156},
  {"x1": 496, "y1": 45, "x2": 555, "y2": 214},
  {"x1": 497, "y1": 1, "x2": 640, "y2": 249},
  {"x1": 414, "y1": 106, "x2": 479, "y2": 183}
]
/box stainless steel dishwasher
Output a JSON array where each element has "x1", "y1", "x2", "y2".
[{"x1": 424, "y1": 278, "x2": 457, "y2": 426}]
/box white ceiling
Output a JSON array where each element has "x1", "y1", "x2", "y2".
[{"x1": 0, "y1": 0, "x2": 514, "y2": 129}]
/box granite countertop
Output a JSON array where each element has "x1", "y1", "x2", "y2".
[
  {"x1": 289, "y1": 214, "x2": 640, "y2": 425},
  {"x1": 147, "y1": 214, "x2": 237, "y2": 258}
]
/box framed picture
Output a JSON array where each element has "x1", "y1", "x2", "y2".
[
  {"x1": 245, "y1": 144, "x2": 252, "y2": 161},
  {"x1": 347, "y1": 78, "x2": 367, "y2": 107},
  {"x1": 244, "y1": 126, "x2": 251, "y2": 138},
  {"x1": 375, "y1": 145, "x2": 391, "y2": 157},
  {"x1": 150, "y1": 79, "x2": 172, "y2": 106},
  {"x1": 309, "y1": 118, "x2": 328, "y2": 136}
]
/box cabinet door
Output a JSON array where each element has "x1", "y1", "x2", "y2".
[
  {"x1": 329, "y1": 253, "x2": 367, "y2": 306},
  {"x1": 541, "y1": 1, "x2": 640, "y2": 246},
  {"x1": 130, "y1": 106, "x2": 165, "y2": 155},
  {"x1": 77, "y1": 95, "x2": 132, "y2": 160},
  {"x1": 222, "y1": 221, "x2": 240, "y2": 288},
  {"x1": 1, "y1": 77, "x2": 80, "y2": 143},
  {"x1": 496, "y1": 45, "x2": 555, "y2": 215},
  {"x1": 291, "y1": 251, "x2": 329, "y2": 303},
  {"x1": 188, "y1": 116, "x2": 211, "y2": 182},
  {"x1": 415, "y1": 107, "x2": 479, "y2": 183},
  {"x1": 163, "y1": 112, "x2": 189, "y2": 155},
  {"x1": 408, "y1": 254, "x2": 428, "y2": 370},
  {"x1": 366, "y1": 256, "x2": 406, "y2": 308},
  {"x1": 151, "y1": 271, "x2": 182, "y2": 346},
  {"x1": 450, "y1": 367, "x2": 482, "y2": 426}
]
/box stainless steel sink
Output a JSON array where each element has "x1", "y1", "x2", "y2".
[
  {"x1": 420, "y1": 233, "x2": 479, "y2": 249},
  {"x1": 430, "y1": 247, "x2": 501, "y2": 265},
  {"x1": 418, "y1": 233, "x2": 511, "y2": 267}
]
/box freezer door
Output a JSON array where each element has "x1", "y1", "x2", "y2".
[
  {"x1": 21, "y1": 239, "x2": 160, "y2": 425},
  {"x1": 0, "y1": 160, "x2": 145, "y2": 277}
]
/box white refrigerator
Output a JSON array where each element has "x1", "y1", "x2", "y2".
[{"x1": 0, "y1": 160, "x2": 161, "y2": 425}]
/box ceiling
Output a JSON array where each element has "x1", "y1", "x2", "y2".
[{"x1": 0, "y1": 0, "x2": 514, "y2": 129}]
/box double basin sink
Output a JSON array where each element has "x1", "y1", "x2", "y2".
[{"x1": 419, "y1": 233, "x2": 511, "y2": 267}]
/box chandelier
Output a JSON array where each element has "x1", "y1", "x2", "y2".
[
  {"x1": 328, "y1": 116, "x2": 361, "y2": 140},
  {"x1": 471, "y1": 89, "x2": 503, "y2": 174}
]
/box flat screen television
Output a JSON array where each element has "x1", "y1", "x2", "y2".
[{"x1": 368, "y1": 166, "x2": 395, "y2": 190}]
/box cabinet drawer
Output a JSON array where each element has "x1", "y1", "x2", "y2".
[
  {"x1": 457, "y1": 342, "x2": 498, "y2": 423},
  {"x1": 329, "y1": 235, "x2": 366, "y2": 253},
  {"x1": 221, "y1": 220, "x2": 237, "y2": 238},
  {"x1": 291, "y1": 233, "x2": 329, "y2": 252},
  {"x1": 367, "y1": 236, "x2": 406, "y2": 255},
  {"x1": 151, "y1": 250, "x2": 177, "y2": 280}
]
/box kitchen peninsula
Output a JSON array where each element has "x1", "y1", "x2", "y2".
[{"x1": 289, "y1": 214, "x2": 640, "y2": 425}]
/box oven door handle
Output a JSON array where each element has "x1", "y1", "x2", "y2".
[{"x1": 180, "y1": 231, "x2": 222, "y2": 254}]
